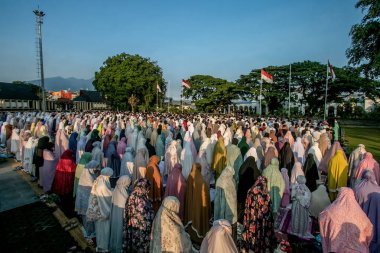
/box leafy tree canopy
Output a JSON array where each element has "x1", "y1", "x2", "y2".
[
  {"x1": 236, "y1": 61, "x2": 379, "y2": 116},
  {"x1": 183, "y1": 75, "x2": 240, "y2": 112},
  {"x1": 12, "y1": 81, "x2": 42, "y2": 92},
  {"x1": 93, "y1": 53, "x2": 166, "y2": 110},
  {"x1": 12, "y1": 81, "x2": 43, "y2": 97},
  {"x1": 346, "y1": 0, "x2": 380, "y2": 79}
]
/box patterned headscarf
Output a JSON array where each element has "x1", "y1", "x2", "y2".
[
  {"x1": 149, "y1": 196, "x2": 192, "y2": 253},
  {"x1": 124, "y1": 178, "x2": 154, "y2": 253},
  {"x1": 241, "y1": 176, "x2": 276, "y2": 252}
]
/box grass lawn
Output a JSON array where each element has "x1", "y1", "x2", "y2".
[{"x1": 343, "y1": 127, "x2": 380, "y2": 162}]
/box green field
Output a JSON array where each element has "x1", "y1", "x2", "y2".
[{"x1": 343, "y1": 127, "x2": 380, "y2": 162}]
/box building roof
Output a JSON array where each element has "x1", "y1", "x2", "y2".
[
  {"x1": 231, "y1": 99, "x2": 258, "y2": 105},
  {"x1": 73, "y1": 90, "x2": 104, "y2": 102},
  {"x1": 0, "y1": 82, "x2": 41, "y2": 100}
]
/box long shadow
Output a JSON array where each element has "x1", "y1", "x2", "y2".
[{"x1": 0, "y1": 201, "x2": 82, "y2": 253}]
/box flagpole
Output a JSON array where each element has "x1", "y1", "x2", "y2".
[
  {"x1": 167, "y1": 80, "x2": 170, "y2": 113},
  {"x1": 259, "y1": 80, "x2": 262, "y2": 117},
  {"x1": 181, "y1": 83, "x2": 183, "y2": 114},
  {"x1": 288, "y1": 64, "x2": 291, "y2": 118},
  {"x1": 324, "y1": 62, "x2": 328, "y2": 120},
  {"x1": 156, "y1": 81, "x2": 159, "y2": 113}
]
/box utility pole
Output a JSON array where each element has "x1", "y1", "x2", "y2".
[{"x1": 34, "y1": 9, "x2": 46, "y2": 112}]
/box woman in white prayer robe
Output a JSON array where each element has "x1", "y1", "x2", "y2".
[
  {"x1": 308, "y1": 142, "x2": 322, "y2": 167},
  {"x1": 180, "y1": 134, "x2": 195, "y2": 180},
  {"x1": 200, "y1": 219, "x2": 238, "y2": 253},
  {"x1": 127, "y1": 126, "x2": 139, "y2": 152},
  {"x1": 109, "y1": 175, "x2": 131, "y2": 253},
  {"x1": 120, "y1": 147, "x2": 134, "y2": 178},
  {"x1": 164, "y1": 140, "x2": 179, "y2": 177},
  {"x1": 134, "y1": 136, "x2": 149, "y2": 181},
  {"x1": 10, "y1": 128, "x2": 21, "y2": 161},
  {"x1": 23, "y1": 135, "x2": 37, "y2": 174},
  {"x1": 91, "y1": 141, "x2": 103, "y2": 166},
  {"x1": 75, "y1": 160, "x2": 100, "y2": 238},
  {"x1": 87, "y1": 167, "x2": 113, "y2": 252}
]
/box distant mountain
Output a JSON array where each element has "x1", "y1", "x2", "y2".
[{"x1": 27, "y1": 76, "x2": 94, "y2": 91}]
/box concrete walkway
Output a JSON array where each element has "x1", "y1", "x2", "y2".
[{"x1": 0, "y1": 160, "x2": 38, "y2": 212}]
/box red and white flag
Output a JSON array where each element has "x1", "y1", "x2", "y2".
[
  {"x1": 182, "y1": 79, "x2": 190, "y2": 89},
  {"x1": 156, "y1": 82, "x2": 161, "y2": 93},
  {"x1": 328, "y1": 61, "x2": 336, "y2": 81},
  {"x1": 261, "y1": 69, "x2": 273, "y2": 83}
]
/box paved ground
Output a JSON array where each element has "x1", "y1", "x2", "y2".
[
  {"x1": 0, "y1": 159, "x2": 92, "y2": 253},
  {"x1": 0, "y1": 159, "x2": 321, "y2": 252},
  {"x1": 0, "y1": 201, "x2": 80, "y2": 253},
  {"x1": 0, "y1": 160, "x2": 38, "y2": 212}
]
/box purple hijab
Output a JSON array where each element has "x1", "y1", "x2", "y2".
[
  {"x1": 117, "y1": 137, "x2": 127, "y2": 160},
  {"x1": 164, "y1": 163, "x2": 187, "y2": 220},
  {"x1": 41, "y1": 149, "x2": 58, "y2": 193},
  {"x1": 275, "y1": 138, "x2": 285, "y2": 153},
  {"x1": 280, "y1": 168, "x2": 290, "y2": 207},
  {"x1": 354, "y1": 170, "x2": 380, "y2": 253}
]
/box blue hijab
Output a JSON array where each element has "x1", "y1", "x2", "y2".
[{"x1": 69, "y1": 132, "x2": 79, "y2": 154}]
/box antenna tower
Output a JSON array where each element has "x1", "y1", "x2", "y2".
[{"x1": 33, "y1": 8, "x2": 46, "y2": 112}]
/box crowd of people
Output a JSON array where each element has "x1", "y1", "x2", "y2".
[{"x1": 0, "y1": 111, "x2": 379, "y2": 253}]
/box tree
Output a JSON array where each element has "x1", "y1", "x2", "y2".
[
  {"x1": 128, "y1": 94, "x2": 139, "y2": 112},
  {"x1": 182, "y1": 75, "x2": 240, "y2": 112},
  {"x1": 290, "y1": 62, "x2": 373, "y2": 116},
  {"x1": 12, "y1": 81, "x2": 43, "y2": 97},
  {"x1": 237, "y1": 61, "x2": 378, "y2": 116},
  {"x1": 93, "y1": 53, "x2": 166, "y2": 110},
  {"x1": 236, "y1": 66, "x2": 289, "y2": 113},
  {"x1": 346, "y1": 0, "x2": 380, "y2": 79}
]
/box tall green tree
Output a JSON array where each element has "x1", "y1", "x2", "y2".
[
  {"x1": 346, "y1": 0, "x2": 380, "y2": 79},
  {"x1": 12, "y1": 81, "x2": 43, "y2": 97},
  {"x1": 183, "y1": 75, "x2": 239, "y2": 112},
  {"x1": 93, "y1": 53, "x2": 166, "y2": 110},
  {"x1": 290, "y1": 62, "x2": 376, "y2": 115},
  {"x1": 237, "y1": 61, "x2": 378, "y2": 116}
]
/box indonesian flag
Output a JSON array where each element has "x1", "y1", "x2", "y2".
[
  {"x1": 182, "y1": 79, "x2": 190, "y2": 89},
  {"x1": 156, "y1": 82, "x2": 162, "y2": 93},
  {"x1": 261, "y1": 69, "x2": 273, "y2": 83},
  {"x1": 328, "y1": 60, "x2": 336, "y2": 81}
]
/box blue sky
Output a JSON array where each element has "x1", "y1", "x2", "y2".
[{"x1": 0, "y1": 0, "x2": 363, "y2": 99}]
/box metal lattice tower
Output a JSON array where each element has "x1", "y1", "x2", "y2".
[
  {"x1": 35, "y1": 17, "x2": 40, "y2": 85},
  {"x1": 33, "y1": 9, "x2": 46, "y2": 112}
]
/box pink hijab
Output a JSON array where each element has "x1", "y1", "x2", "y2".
[
  {"x1": 290, "y1": 162, "x2": 305, "y2": 185},
  {"x1": 55, "y1": 129, "x2": 69, "y2": 158},
  {"x1": 184, "y1": 131, "x2": 197, "y2": 162},
  {"x1": 355, "y1": 152, "x2": 380, "y2": 186},
  {"x1": 105, "y1": 124, "x2": 112, "y2": 135},
  {"x1": 164, "y1": 163, "x2": 187, "y2": 220},
  {"x1": 284, "y1": 131, "x2": 294, "y2": 147},
  {"x1": 319, "y1": 187, "x2": 373, "y2": 253},
  {"x1": 264, "y1": 146, "x2": 278, "y2": 168},
  {"x1": 117, "y1": 137, "x2": 127, "y2": 160}
]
